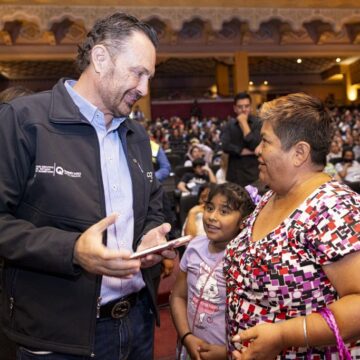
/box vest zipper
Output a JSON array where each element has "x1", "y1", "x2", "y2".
[
  {"x1": 132, "y1": 158, "x2": 144, "y2": 173},
  {"x1": 96, "y1": 296, "x2": 102, "y2": 318},
  {"x1": 9, "y1": 297, "x2": 14, "y2": 317}
]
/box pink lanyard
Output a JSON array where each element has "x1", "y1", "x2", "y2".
[{"x1": 177, "y1": 253, "x2": 224, "y2": 360}]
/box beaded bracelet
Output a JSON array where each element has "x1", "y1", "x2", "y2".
[
  {"x1": 319, "y1": 308, "x2": 351, "y2": 360},
  {"x1": 180, "y1": 331, "x2": 192, "y2": 345}
]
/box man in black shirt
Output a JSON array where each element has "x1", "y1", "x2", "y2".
[{"x1": 221, "y1": 92, "x2": 262, "y2": 186}]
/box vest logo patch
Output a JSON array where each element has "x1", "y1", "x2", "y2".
[
  {"x1": 146, "y1": 171, "x2": 153, "y2": 182},
  {"x1": 35, "y1": 163, "x2": 82, "y2": 178}
]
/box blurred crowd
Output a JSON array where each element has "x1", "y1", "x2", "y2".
[{"x1": 140, "y1": 103, "x2": 360, "y2": 193}]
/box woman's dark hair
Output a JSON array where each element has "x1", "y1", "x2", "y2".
[
  {"x1": 206, "y1": 182, "x2": 255, "y2": 218},
  {"x1": 259, "y1": 93, "x2": 334, "y2": 166},
  {"x1": 0, "y1": 86, "x2": 33, "y2": 103},
  {"x1": 76, "y1": 12, "x2": 158, "y2": 72}
]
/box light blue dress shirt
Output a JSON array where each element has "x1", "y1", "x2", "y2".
[{"x1": 65, "y1": 80, "x2": 145, "y2": 305}]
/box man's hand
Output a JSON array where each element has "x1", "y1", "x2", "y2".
[
  {"x1": 201, "y1": 164, "x2": 216, "y2": 183},
  {"x1": 202, "y1": 163, "x2": 212, "y2": 174},
  {"x1": 237, "y1": 113, "x2": 251, "y2": 136},
  {"x1": 73, "y1": 213, "x2": 141, "y2": 278},
  {"x1": 137, "y1": 223, "x2": 176, "y2": 268}
]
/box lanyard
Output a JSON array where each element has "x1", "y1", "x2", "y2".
[
  {"x1": 191, "y1": 254, "x2": 224, "y2": 332},
  {"x1": 177, "y1": 254, "x2": 224, "y2": 360}
]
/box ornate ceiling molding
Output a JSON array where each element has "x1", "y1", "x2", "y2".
[
  {"x1": 0, "y1": 5, "x2": 359, "y2": 57},
  {"x1": 0, "y1": 4, "x2": 359, "y2": 83},
  {"x1": 1, "y1": 5, "x2": 360, "y2": 32}
]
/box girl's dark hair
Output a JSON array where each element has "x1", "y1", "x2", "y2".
[
  {"x1": 76, "y1": 12, "x2": 158, "y2": 72},
  {"x1": 206, "y1": 182, "x2": 255, "y2": 218}
]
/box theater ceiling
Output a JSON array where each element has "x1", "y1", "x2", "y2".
[{"x1": 0, "y1": 0, "x2": 359, "y2": 87}]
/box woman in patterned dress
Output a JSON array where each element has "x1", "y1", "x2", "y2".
[{"x1": 225, "y1": 93, "x2": 360, "y2": 360}]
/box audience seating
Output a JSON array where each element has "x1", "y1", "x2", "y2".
[
  {"x1": 174, "y1": 165, "x2": 193, "y2": 185},
  {"x1": 179, "y1": 194, "x2": 198, "y2": 228},
  {"x1": 166, "y1": 153, "x2": 183, "y2": 168}
]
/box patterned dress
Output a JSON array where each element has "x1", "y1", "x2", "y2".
[{"x1": 225, "y1": 180, "x2": 360, "y2": 359}]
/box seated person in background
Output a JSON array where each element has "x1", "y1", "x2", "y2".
[
  {"x1": 184, "y1": 144, "x2": 205, "y2": 167},
  {"x1": 323, "y1": 161, "x2": 337, "y2": 178},
  {"x1": 150, "y1": 139, "x2": 171, "y2": 183},
  {"x1": 335, "y1": 146, "x2": 360, "y2": 184},
  {"x1": 215, "y1": 152, "x2": 229, "y2": 184},
  {"x1": 132, "y1": 105, "x2": 145, "y2": 121},
  {"x1": 184, "y1": 138, "x2": 213, "y2": 166},
  {"x1": 326, "y1": 140, "x2": 342, "y2": 163},
  {"x1": 352, "y1": 129, "x2": 360, "y2": 160},
  {"x1": 177, "y1": 158, "x2": 216, "y2": 195},
  {"x1": 182, "y1": 183, "x2": 214, "y2": 237}
]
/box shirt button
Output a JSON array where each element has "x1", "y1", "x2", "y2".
[{"x1": 112, "y1": 185, "x2": 118, "y2": 191}]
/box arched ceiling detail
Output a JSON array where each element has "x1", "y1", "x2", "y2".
[
  {"x1": 0, "y1": 3, "x2": 359, "y2": 84},
  {"x1": 0, "y1": 5, "x2": 359, "y2": 41}
]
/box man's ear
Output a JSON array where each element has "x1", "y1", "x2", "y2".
[
  {"x1": 233, "y1": 104, "x2": 238, "y2": 115},
  {"x1": 293, "y1": 141, "x2": 311, "y2": 166},
  {"x1": 91, "y1": 45, "x2": 108, "y2": 74}
]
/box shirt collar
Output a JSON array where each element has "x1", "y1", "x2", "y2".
[{"x1": 64, "y1": 80, "x2": 126, "y2": 130}]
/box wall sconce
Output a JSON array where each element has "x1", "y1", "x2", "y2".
[{"x1": 347, "y1": 86, "x2": 358, "y2": 101}]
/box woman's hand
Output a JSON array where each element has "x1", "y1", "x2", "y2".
[{"x1": 231, "y1": 323, "x2": 284, "y2": 360}]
